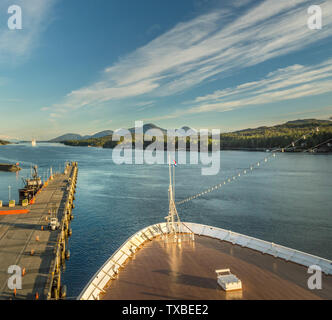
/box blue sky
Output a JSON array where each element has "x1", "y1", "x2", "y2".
[{"x1": 0, "y1": 0, "x2": 331, "y2": 140}]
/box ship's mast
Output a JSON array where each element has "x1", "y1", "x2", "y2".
[{"x1": 165, "y1": 154, "x2": 185, "y2": 242}]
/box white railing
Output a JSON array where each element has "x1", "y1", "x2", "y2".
[{"x1": 78, "y1": 222, "x2": 332, "y2": 300}]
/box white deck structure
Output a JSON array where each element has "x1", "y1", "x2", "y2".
[{"x1": 216, "y1": 269, "x2": 242, "y2": 291}]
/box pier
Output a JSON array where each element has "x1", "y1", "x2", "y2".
[{"x1": 0, "y1": 162, "x2": 78, "y2": 300}]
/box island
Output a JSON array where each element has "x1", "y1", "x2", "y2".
[
  {"x1": 57, "y1": 119, "x2": 332, "y2": 153},
  {"x1": 0, "y1": 163, "x2": 21, "y2": 172},
  {"x1": 0, "y1": 140, "x2": 10, "y2": 146}
]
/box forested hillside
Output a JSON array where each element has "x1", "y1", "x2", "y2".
[
  {"x1": 62, "y1": 119, "x2": 332, "y2": 152},
  {"x1": 0, "y1": 140, "x2": 10, "y2": 145}
]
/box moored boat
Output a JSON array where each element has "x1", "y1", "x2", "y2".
[{"x1": 19, "y1": 165, "x2": 43, "y2": 202}]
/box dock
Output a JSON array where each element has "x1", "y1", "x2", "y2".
[{"x1": 0, "y1": 162, "x2": 78, "y2": 300}]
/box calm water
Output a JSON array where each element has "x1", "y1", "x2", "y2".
[{"x1": 0, "y1": 143, "x2": 331, "y2": 298}]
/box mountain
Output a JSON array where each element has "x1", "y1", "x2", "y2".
[
  {"x1": 219, "y1": 118, "x2": 332, "y2": 150},
  {"x1": 0, "y1": 140, "x2": 10, "y2": 145},
  {"x1": 279, "y1": 119, "x2": 332, "y2": 128},
  {"x1": 234, "y1": 119, "x2": 332, "y2": 134},
  {"x1": 50, "y1": 124, "x2": 193, "y2": 142},
  {"x1": 128, "y1": 123, "x2": 167, "y2": 134},
  {"x1": 90, "y1": 130, "x2": 113, "y2": 139},
  {"x1": 127, "y1": 124, "x2": 197, "y2": 136},
  {"x1": 180, "y1": 126, "x2": 198, "y2": 135},
  {"x1": 50, "y1": 133, "x2": 84, "y2": 142},
  {"x1": 164, "y1": 126, "x2": 198, "y2": 137},
  {"x1": 50, "y1": 130, "x2": 113, "y2": 142},
  {"x1": 113, "y1": 128, "x2": 132, "y2": 136},
  {"x1": 181, "y1": 126, "x2": 194, "y2": 132}
]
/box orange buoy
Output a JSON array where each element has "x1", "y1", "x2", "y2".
[
  {"x1": 41, "y1": 226, "x2": 44, "y2": 231},
  {"x1": 30, "y1": 249, "x2": 35, "y2": 256},
  {"x1": 22, "y1": 268, "x2": 26, "y2": 277},
  {"x1": 35, "y1": 292, "x2": 39, "y2": 300},
  {"x1": 0, "y1": 209, "x2": 29, "y2": 216},
  {"x1": 36, "y1": 236, "x2": 40, "y2": 241},
  {"x1": 14, "y1": 288, "x2": 16, "y2": 297}
]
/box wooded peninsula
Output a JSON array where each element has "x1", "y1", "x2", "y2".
[{"x1": 61, "y1": 119, "x2": 332, "y2": 153}]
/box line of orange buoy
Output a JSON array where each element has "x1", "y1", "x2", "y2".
[{"x1": 0, "y1": 209, "x2": 30, "y2": 216}]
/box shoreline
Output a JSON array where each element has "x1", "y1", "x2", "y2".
[{"x1": 0, "y1": 163, "x2": 21, "y2": 172}]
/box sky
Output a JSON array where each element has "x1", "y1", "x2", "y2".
[{"x1": 0, "y1": 0, "x2": 331, "y2": 140}]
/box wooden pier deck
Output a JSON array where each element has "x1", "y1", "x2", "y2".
[{"x1": 0, "y1": 163, "x2": 78, "y2": 300}]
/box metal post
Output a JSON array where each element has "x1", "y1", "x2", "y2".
[
  {"x1": 165, "y1": 158, "x2": 194, "y2": 243},
  {"x1": 8, "y1": 186, "x2": 11, "y2": 202},
  {"x1": 173, "y1": 164, "x2": 175, "y2": 201}
]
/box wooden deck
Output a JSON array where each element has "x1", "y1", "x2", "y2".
[{"x1": 101, "y1": 236, "x2": 332, "y2": 300}]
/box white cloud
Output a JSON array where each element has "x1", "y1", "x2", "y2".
[
  {"x1": 149, "y1": 58, "x2": 332, "y2": 120},
  {"x1": 0, "y1": 0, "x2": 56, "y2": 64},
  {"x1": 50, "y1": 0, "x2": 332, "y2": 116}
]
